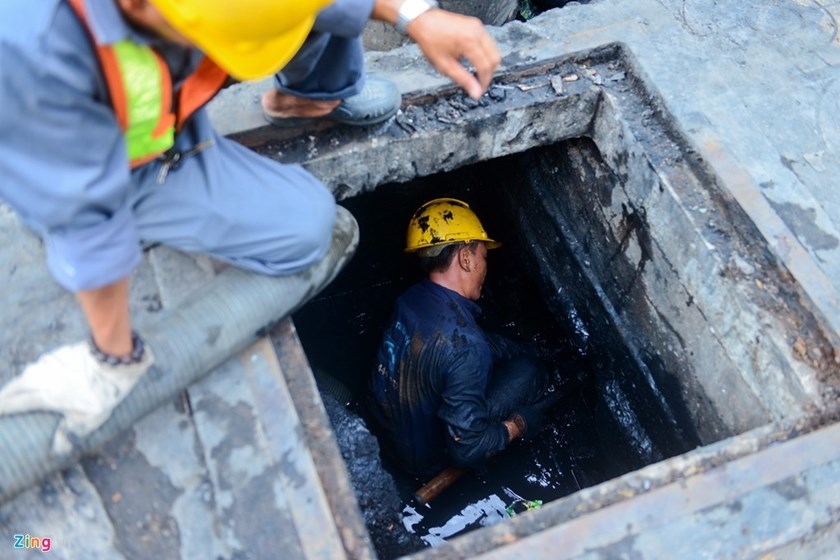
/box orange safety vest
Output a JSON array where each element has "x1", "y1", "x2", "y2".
[{"x1": 66, "y1": 0, "x2": 228, "y2": 168}]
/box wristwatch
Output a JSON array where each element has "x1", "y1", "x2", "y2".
[{"x1": 396, "y1": 0, "x2": 439, "y2": 34}]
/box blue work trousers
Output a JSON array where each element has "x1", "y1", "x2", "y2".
[{"x1": 132, "y1": 23, "x2": 366, "y2": 278}]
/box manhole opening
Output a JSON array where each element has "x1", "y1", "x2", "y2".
[
  {"x1": 294, "y1": 140, "x2": 704, "y2": 556},
  {"x1": 285, "y1": 49, "x2": 832, "y2": 558}
]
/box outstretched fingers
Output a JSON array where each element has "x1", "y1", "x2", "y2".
[
  {"x1": 409, "y1": 10, "x2": 501, "y2": 99},
  {"x1": 460, "y1": 22, "x2": 502, "y2": 96}
]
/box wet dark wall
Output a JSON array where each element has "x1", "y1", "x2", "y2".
[{"x1": 497, "y1": 138, "x2": 703, "y2": 463}]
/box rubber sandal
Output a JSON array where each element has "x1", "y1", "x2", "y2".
[{"x1": 263, "y1": 77, "x2": 401, "y2": 128}]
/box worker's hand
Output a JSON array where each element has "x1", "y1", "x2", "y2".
[
  {"x1": 406, "y1": 9, "x2": 501, "y2": 99},
  {"x1": 509, "y1": 404, "x2": 545, "y2": 440},
  {"x1": 509, "y1": 391, "x2": 563, "y2": 440},
  {"x1": 0, "y1": 338, "x2": 154, "y2": 454}
]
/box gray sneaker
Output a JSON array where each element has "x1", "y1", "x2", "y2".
[{"x1": 264, "y1": 77, "x2": 401, "y2": 128}]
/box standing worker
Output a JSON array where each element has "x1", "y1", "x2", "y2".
[
  {"x1": 0, "y1": 0, "x2": 500, "y2": 446},
  {"x1": 369, "y1": 199, "x2": 560, "y2": 480}
]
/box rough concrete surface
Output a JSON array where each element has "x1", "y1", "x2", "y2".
[{"x1": 321, "y1": 394, "x2": 423, "y2": 559}]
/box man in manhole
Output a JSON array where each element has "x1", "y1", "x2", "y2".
[{"x1": 368, "y1": 198, "x2": 562, "y2": 489}]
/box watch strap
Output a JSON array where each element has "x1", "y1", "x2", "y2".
[{"x1": 396, "y1": 0, "x2": 439, "y2": 34}]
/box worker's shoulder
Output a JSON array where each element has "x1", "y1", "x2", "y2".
[
  {"x1": 0, "y1": 0, "x2": 66, "y2": 41},
  {"x1": 0, "y1": 0, "x2": 97, "y2": 95}
]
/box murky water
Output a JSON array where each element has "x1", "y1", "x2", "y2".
[
  {"x1": 293, "y1": 144, "x2": 698, "y2": 556},
  {"x1": 390, "y1": 407, "x2": 602, "y2": 548}
]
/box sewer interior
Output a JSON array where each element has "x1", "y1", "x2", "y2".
[{"x1": 293, "y1": 137, "x2": 703, "y2": 546}]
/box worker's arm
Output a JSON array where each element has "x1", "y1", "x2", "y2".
[
  {"x1": 371, "y1": 0, "x2": 501, "y2": 99},
  {"x1": 0, "y1": 3, "x2": 152, "y2": 450},
  {"x1": 1, "y1": 2, "x2": 142, "y2": 359},
  {"x1": 0, "y1": 3, "x2": 143, "y2": 296},
  {"x1": 438, "y1": 346, "x2": 511, "y2": 469},
  {"x1": 77, "y1": 278, "x2": 134, "y2": 357}
]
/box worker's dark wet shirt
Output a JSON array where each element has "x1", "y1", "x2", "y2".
[{"x1": 369, "y1": 279, "x2": 509, "y2": 478}]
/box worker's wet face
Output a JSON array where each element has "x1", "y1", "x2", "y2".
[
  {"x1": 117, "y1": 0, "x2": 194, "y2": 47},
  {"x1": 463, "y1": 242, "x2": 489, "y2": 301}
]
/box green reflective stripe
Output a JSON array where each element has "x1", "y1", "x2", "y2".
[{"x1": 111, "y1": 40, "x2": 174, "y2": 162}]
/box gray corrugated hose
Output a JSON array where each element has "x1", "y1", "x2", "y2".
[{"x1": 0, "y1": 206, "x2": 359, "y2": 503}]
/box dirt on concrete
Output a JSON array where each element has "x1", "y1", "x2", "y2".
[{"x1": 321, "y1": 394, "x2": 425, "y2": 559}]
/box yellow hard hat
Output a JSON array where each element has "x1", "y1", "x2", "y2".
[
  {"x1": 149, "y1": 0, "x2": 333, "y2": 81},
  {"x1": 405, "y1": 198, "x2": 501, "y2": 254}
]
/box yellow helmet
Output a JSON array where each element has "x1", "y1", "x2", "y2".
[
  {"x1": 148, "y1": 0, "x2": 333, "y2": 81},
  {"x1": 405, "y1": 198, "x2": 501, "y2": 254}
]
